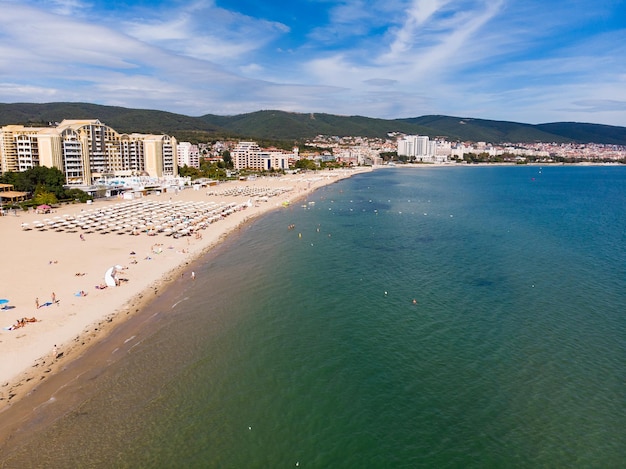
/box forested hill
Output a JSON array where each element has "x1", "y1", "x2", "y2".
[{"x1": 1, "y1": 102, "x2": 625, "y2": 145}]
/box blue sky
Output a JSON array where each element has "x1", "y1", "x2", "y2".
[{"x1": 1, "y1": 0, "x2": 625, "y2": 125}]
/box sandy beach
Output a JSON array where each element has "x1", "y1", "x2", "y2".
[{"x1": 0, "y1": 168, "x2": 370, "y2": 411}]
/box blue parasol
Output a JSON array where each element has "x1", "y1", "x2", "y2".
[{"x1": 0, "y1": 299, "x2": 9, "y2": 305}]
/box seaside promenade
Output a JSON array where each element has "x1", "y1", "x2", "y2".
[{"x1": 0, "y1": 168, "x2": 370, "y2": 410}]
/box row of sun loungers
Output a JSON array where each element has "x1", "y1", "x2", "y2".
[
  {"x1": 208, "y1": 186, "x2": 293, "y2": 198},
  {"x1": 21, "y1": 199, "x2": 252, "y2": 237}
]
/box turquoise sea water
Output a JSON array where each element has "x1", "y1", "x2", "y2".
[{"x1": 2, "y1": 166, "x2": 625, "y2": 467}]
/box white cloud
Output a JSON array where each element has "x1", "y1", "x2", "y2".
[
  {"x1": 47, "y1": 0, "x2": 92, "y2": 16},
  {"x1": 121, "y1": 1, "x2": 289, "y2": 66},
  {"x1": 0, "y1": 0, "x2": 623, "y2": 125},
  {"x1": 239, "y1": 63, "x2": 264, "y2": 75},
  {"x1": 570, "y1": 100, "x2": 626, "y2": 113},
  {"x1": 0, "y1": 82, "x2": 60, "y2": 98},
  {"x1": 363, "y1": 79, "x2": 398, "y2": 87},
  {"x1": 384, "y1": 0, "x2": 451, "y2": 59}
]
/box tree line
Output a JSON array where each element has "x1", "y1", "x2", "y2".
[{"x1": 0, "y1": 166, "x2": 91, "y2": 207}]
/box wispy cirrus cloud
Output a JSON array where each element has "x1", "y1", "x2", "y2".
[{"x1": 121, "y1": 1, "x2": 290, "y2": 65}]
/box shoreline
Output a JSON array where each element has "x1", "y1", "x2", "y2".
[
  {"x1": 0, "y1": 168, "x2": 370, "y2": 415},
  {"x1": 387, "y1": 161, "x2": 625, "y2": 168}
]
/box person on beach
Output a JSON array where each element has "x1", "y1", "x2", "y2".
[
  {"x1": 80, "y1": 233, "x2": 85, "y2": 241},
  {"x1": 52, "y1": 292, "x2": 56, "y2": 304},
  {"x1": 35, "y1": 297, "x2": 39, "y2": 309},
  {"x1": 191, "y1": 271, "x2": 195, "y2": 280},
  {"x1": 8, "y1": 317, "x2": 38, "y2": 330},
  {"x1": 11, "y1": 318, "x2": 25, "y2": 329}
]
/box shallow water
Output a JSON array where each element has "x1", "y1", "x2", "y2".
[{"x1": 2, "y1": 166, "x2": 625, "y2": 467}]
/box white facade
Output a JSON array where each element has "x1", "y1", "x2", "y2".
[
  {"x1": 397, "y1": 135, "x2": 449, "y2": 163},
  {"x1": 177, "y1": 142, "x2": 200, "y2": 168},
  {"x1": 398, "y1": 135, "x2": 430, "y2": 158}
]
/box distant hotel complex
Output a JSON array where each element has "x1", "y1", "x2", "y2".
[
  {"x1": 396, "y1": 135, "x2": 448, "y2": 163},
  {"x1": 0, "y1": 121, "x2": 302, "y2": 187}
]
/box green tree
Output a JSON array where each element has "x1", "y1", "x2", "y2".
[
  {"x1": 379, "y1": 151, "x2": 397, "y2": 162},
  {"x1": 178, "y1": 165, "x2": 201, "y2": 179},
  {"x1": 222, "y1": 150, "x2": 233, "y2": 169},
  {"x1": 1, "y1": 166, "x2": 91, "y2": 204},
  {"x1": 0, "y1": 166, "x2": 66, "y2": 198},
  {"x1": 295, "y1": 158, "x2": 317, "y2": 170},
  {"x1": 64, "y1": 188, "x2": 92, "y2": 202},
  {"x1": 32, "y1": 184, "x2": 59, "y2": 205}
]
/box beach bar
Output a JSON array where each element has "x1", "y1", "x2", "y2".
[{"x1": 0, "y1": 183, "x2": 28, "y2": 212}]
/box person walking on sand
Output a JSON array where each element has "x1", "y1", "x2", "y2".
[
  {"x1": 80, "y1": 233, "x2": 85, "y2": 241},
  {"x1": 52, "y1": 292, "x2": 57, "y2": 305},
  {"x1": 191, "y1": 271, "x2": 196, "y2": 280},
  {"x1": 35, "y1": 297, "x2": 39, "y2": 309}
]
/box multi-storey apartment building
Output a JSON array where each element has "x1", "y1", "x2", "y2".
[
  {"x1": 397, "y1": 135, "x2": 448, "y2": 163},
  {"x1": 0, "y1": 125, "x2": 45, "y2": 173},
  {"x1": 177, "y1": 142, "x2": 201, "y2": 168},
  {"x1": 143, "y1": 134, "x2": 177, "y2": 178},
  {"x1": 398, "y1": 135, "x2": 430, "y2": 158},
  {"x1": 231, "y1": 141, "x2": 290, "y2": 171},
  {"x1": 231, "y1": 141, "x2": 261, "y2": 170},
  {"x1": 0, "y1": 119, "x2": 178, "y2": 185},
  {"x1": 119, "y1": 133, "x2": 147, "y2": 174}
]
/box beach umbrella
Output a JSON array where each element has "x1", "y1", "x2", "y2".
[{"x1": 0, "y1": 299, "x2": 9, "y2": 305}]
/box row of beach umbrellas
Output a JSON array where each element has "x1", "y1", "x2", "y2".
[
  {"x1": 208, "y1": 186, "x2": 293, "y2": 198},
  {"x1": 21, "y1": 199, "x2": 252, "y2": 237}
]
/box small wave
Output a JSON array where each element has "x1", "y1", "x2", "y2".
[
  {"x1": 172, "y1": 297, "x2": 190, "y2": 309},
  {"x1": 129, "y1": 340, "x2": 143, "y2": 352}
]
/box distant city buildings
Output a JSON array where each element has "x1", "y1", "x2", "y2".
[
  {"x1": 304, "y1": 133, "x2": 625, "y2": 163},
  {"x1": 2, "y1": 118, "x2": 624, "y2": 190},
  {"x1": 0, "y1": 119, "x2": 178, "y2": 185}
]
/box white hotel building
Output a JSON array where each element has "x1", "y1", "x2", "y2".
[
  {"x1": 177, "y1": 142, "x2": 200, "y2": 168},
  {"x1": 397, "y1": 135, "x2": 448, "y2": 163},
  {"x1": 0, "y1": 119, "x2": 178, "y2": 185}
]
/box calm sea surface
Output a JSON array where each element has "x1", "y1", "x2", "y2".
[{"x1": 2, "y1": 166, "x2": 625, "y2": 468}]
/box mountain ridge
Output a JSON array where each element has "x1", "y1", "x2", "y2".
[{"x1": 1, "y1": 102, "x2": 625, "y2": 145}]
